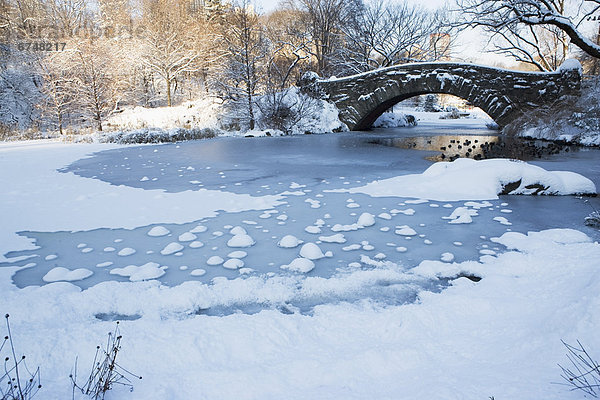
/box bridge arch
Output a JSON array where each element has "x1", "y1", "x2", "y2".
[{"x1": 299, "y1": 61, "x2": 581, "y2": 130}]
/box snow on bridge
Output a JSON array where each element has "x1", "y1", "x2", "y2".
[{"x1": 299, "y1": 60, "x2": 582, "y2": 130}]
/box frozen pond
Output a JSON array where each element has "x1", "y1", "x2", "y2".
[{"x1": 2, "y1": 120, "x2": 599, "y2": 315}]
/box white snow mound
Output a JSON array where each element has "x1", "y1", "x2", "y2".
[
  {"x1": 278, "y1": 235, "x2": 303, "y2": 248},
  {"x1": 280, "y1": 257, "x2": 316, "y2": 273},
  {"x1": 299, "y1": 243, "x2": 325, "y2": 260},
  {"x1": 227, "y1": 234, "x2": 256, "y2": 248},
  {"x1": 345, "y1": 158, "x2": 596, "y2": 201},
  {"x1": 43, "y1": 267, "x2": 93, "y2": 282}
]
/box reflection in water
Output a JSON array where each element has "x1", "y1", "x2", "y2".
[{"x1": 371, "y1": 135, "x2": 578, "y2": 161}]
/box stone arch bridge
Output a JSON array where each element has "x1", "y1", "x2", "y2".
[{"x1": 299, "y1": 61, "x2": 581, "y2": 130}]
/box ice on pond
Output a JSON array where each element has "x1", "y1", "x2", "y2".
[
  {"x1": 45, "y1": 254, "x2": 58, "y2": 261},
  {"x1": 378, "y1": 213, "x2": 392, "y2": 220},
  {"x1": 189, "y1": 241, "x2": 204, "y2": 248},
  {"x1": 103, "y1": 247, "x2": 116, "y2": 252},
  {"x1": 43, "y1": 267, "x2": 93, "y2": 282}
]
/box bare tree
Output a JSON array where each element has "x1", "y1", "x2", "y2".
[
  {"x1": 338, "y1": 1, "x2": 456, "y2": 74},
  {"x1": 215, "y1": 0, "x2": 268, "y2": 130},
  {"x1": 45, "y1": 0, "x2": 88, "y2": 38},
  {"x1": 455, "y1": 0, "x2": 600, "y2": 66},
  {"x1": 286, "y1": 0, "x2": 363, "y2": 76}
]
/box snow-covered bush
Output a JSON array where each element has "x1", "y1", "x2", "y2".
[
  {"x1": 422, "y1": 94, "x2": 443, "y2": 112},
  {"x1": 256, "y1": 87, "x2": 345, "y2": 135},
  {"x1": 104, "y1": 98, "x2": 222, "y2": 132},
  {"x1": 558, "y1": 340, "x2": 600, "y2": 397},
  {"x1": 439, "y1": 109, "x2": 461, "y2": 119},
  {"x1": 91, "y1": 127, "x2": 220, "y2": 144},
  {"x1": 373, "y1": 112, "x2": 417, "y2": 128}
]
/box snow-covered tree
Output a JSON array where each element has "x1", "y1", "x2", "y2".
[
  {"x1": 141, "y1": 0, "x2": 200, "y2": 107},
  {"x1": 455, "y1": 0, "x2": 600, "y2": 69},
  {"x1": 37, "y1": 51, "x2": 76, "y2": 134},
  {"x1": 70, "y1": 40, "x2": 124, "y2": 131}
]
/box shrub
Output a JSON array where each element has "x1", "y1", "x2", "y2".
[
  {"x1": 1, "y1": 314, "x2": 42, "y2": 400},
  {"x1": 70, "y1": 322, "x2": 141, "y2": 400},
  {"x1": 558, "y1": 340, "x2": 600, "y2": 397}
]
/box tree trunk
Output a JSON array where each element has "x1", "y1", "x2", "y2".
[
  {"x1": 166, "y1": 77, "x2": 172, "y2": 107},
  {"x1": 248, "y1": 89, "x2": 255, "y2": 130}
]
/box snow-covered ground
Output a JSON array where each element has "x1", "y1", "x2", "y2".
[{"x1": 1, "y1": 130, "x2": 599, "y2": 399}]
